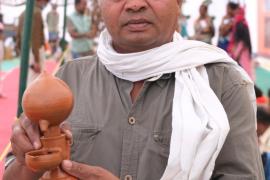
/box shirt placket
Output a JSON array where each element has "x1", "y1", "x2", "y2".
[{"x1": 120, "y1": 82, "x2": 150, "y2": 180}]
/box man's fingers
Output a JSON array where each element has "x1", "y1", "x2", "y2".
[
  {"x1": 11, "y1": 143, "x2": 27, "y2": 165},
  {"x1": 62, "y1": 160, "x2": 100, "y2": 179},
  {"x1": 20, "y1": 115, "x2": 41, "y2": 149},
  {"x1": 10, "y1": 124, "x2": 35, "y2": 164},
  {"x1": 60, "y1": 122, "x2": 72, "y2": 142},
  {"x1": 11, "y1": 124, "x2": 34, "y2": 151},
  {"x1": 60, "y1": 122, "x2": 71, "y2": 131}
]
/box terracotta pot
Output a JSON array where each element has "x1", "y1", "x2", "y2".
[
  {"x1": 22, "y1": 71, "x2": 73, "y2": 126},
  {"x1": 25, "y1": 149, "x2": 62, "y2": 172},
  {"x1": 41, "y1": 167, "x2": 77, "y2": 180},
  {"x1": 22, "y1": 71, "x2": 77, "y2": 180}
]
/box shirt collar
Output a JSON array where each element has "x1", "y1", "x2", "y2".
[{"x1": 147, "y1": 73, "x2": 173, "y2": 88}]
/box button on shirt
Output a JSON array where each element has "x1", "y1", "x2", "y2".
[
  {"x1": 55, "y1": 56, "x2": 264, "y2": 180},
  {"x1": 128, "y1": 117, "x2": 136, "y2": 125}
]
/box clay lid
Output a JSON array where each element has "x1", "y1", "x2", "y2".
[{"x1": 22, "y1": 71, "x2": 73, "y2": 126}]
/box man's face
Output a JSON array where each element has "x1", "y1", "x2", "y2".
[
  {"x1": 199, "y1": 5, "x2": 207, "y2": 17},
  {"x1": 52, "y1": 4, "x2": 58, "y2": 10},
  {"x1": 36, "y1": 0, "x2": 49, "y2": 9},
  {"x1": 100, "y1": 0, "x2": 180, "y2": 53},
  {"x1": 227, "y1": 6, "x2": 235, "y2": 17},
  {"x1": 76, "y1": 0, "x2": 87, "y2": 14}
]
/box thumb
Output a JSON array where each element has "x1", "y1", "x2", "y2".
[{"x1": 62, "y1": 160, "x2": 100, "y2": 179}]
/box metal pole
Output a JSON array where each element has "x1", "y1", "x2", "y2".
[
  {"x1": 17, "y1": 0, "x2": 35, "y2": 117},
  {"x1": 60, "y1": 0, "x2": 68, "y2": 51}
]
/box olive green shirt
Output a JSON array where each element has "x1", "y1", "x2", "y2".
[{"x1": 54, "y1": 55, "x2": 264, "y2": 180}]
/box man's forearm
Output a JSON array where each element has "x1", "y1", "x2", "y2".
[
  {"x1": 32, "y1": 49, "x2": 40, "y2": 64},
  {"x1": 3, "y1": 160, "x2": 42, "y2": 180},
  {"x1": 69, "y1": 30, "x2": 87, "y2": 39}
]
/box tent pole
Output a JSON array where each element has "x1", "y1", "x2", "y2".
[{"x1": 17, "y1": 0, "x2": 35, "y2": 117}]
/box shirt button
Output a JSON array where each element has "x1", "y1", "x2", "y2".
[
  {"x1": 128, "y1": 117, "x2": 136, "y2": 125},
  {"x1": 124, "y1": 175, "x2": 133, "y2": 180},
  {"x1": 153, "y1": 134, "x2": 160, "y2": 142}
]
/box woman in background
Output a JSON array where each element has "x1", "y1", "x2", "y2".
[
  {"x1": 229, "y1": 8, "x2": 255, "y2": 80},
  {"x1": 217, "y1": 2, "x2": 239, "y2": 51},
  {"x1": 193, "y1": 1, "x2": 215, "y2": 44}
]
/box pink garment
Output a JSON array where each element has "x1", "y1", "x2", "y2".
[
  {"x1": 230, "y1": 42, "x2": 254, "y2": 80},
  {"x1": 227, "y1": 7, "x2": 248, "y2": 53},
  {"x1": 0, "y1": 40, "x2": 4, "y2": 94}
]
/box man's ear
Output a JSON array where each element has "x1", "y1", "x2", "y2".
[
  {"x1": 177, "y1": 0, "x2": 182, "y2": 14},
  {"x1": 177, "y1": 0, "x2": 182, "y2": 8}
]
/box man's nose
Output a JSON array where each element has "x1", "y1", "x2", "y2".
[{"x1": 125, "y1": 0, "x2": 147, "y2": 13}]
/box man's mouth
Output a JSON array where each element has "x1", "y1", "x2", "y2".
[{"x1": 124, "y1": 19, "x2": 151, "y2": 31}]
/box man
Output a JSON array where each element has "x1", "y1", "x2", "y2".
[
  {"x1": 4, "y1": 0, "x2": 264, "y2": 180},
  {"x1": 16, "y1": 0, "x2": 49, "y2": 84},
  {"x1": 67, "y1": 0, "x2": 97, "y2": 59},
  {"x1": 193, "y1": 1, "x2": 215, "y2": 44},
  {"x1": 46, "y1": 3, "x2": 59, "y2": 55}
]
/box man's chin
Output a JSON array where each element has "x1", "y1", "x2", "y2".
[{"x1": 123, "y1": 35, "x2": 159, "y2": 47}]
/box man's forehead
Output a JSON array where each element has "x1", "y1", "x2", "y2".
[{"x1": 98, "y1": 0, "x2": 182, "y2": 5}]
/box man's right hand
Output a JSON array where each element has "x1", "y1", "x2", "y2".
[
  {"x1": 10, "y1": 114, "x2": 72, "y2": 166},
  {"x1": 10, "y1": 114, "x2": 41, "y2": 165},
  {"x1": 4, "y1": 114, "x2": 72, "y2": 180}
]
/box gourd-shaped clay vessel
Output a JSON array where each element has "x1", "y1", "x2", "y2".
[
  {"x1": 22, "y1": 71, "x2": 77, "y2": 180},
  {"x1": 22, "y1": 71, "x2": 73, "y2": 126}
]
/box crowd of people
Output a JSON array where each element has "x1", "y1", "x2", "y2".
[
  {"x1": 179, "y1": 1, "x2": 254, "y2": 81},
  {"x1": 15, "y1": 0, "x2": 102, "y2": 85},
  {"x1": 0, "y1": 0, "x2": 257, "y2": 87}
]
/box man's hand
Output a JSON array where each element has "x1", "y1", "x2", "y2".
[
  {"x1": 11, "y1": 114, "x2": 41, "y2": 165},
  {"x1": 30, "y1": 62, "x2": 41, "y2": 73},
  {"x1": 62, "y1": 160, "x2": 119, "y2": 180},
  {"x1": 6, "y1": 115, "x2": 72, "y2": 180},
  {"x1": 10, "y1": 114, "x2": 72, "y2": 165}
]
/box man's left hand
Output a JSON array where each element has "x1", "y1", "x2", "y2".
[{"x1": 62, "y1": 160, "x2": 119, "y2": 180}]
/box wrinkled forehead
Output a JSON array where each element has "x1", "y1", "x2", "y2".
[{"x1": 98, "y1": 0, "x2": 182, "y2": 5}]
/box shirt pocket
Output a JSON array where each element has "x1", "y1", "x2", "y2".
[
  {"x1": 138, "y1": 130, "x2": 172, "y2": 180},
  {"x1": 211, "y1": 173, "x2": 256, "y2": 180},
  {"x1": 70, "y1": 127, "x2": 101, "y2": 162},
  {"x1": 148, "y1": 130, "x2": 171, "y2": 160}
]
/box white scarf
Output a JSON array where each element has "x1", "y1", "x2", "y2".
[{"x1": 97, "y1": 29, "x2": 253, "y2": 180}]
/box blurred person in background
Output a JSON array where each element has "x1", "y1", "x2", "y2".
[
  {"x1": 268, "y1": 89, "x2": 270, "y2": 112},
  {"x1": 217, "y1": 1, "x2": 239, "y2": 51},
  {"x1": 228, "y1": 7, "x2": 254, "y2": 80},
  {"x1": 255, "y1": 85, "x2": 268, "y2": 105},
  {"x1": 257, "y1": 106, "x2": 270, "y2": 180},
  {"x1": 91, "y1": 0, "x2": 105, "y2": 35},
  {"x1": 46, "y1": 3, "x2": 59, "y2": 55},
  {"x1": 178, "y1": 11, "x2": 189, "y2": 39},
  {"x1": 257, "y1": 106, "x2": 270, "y2": 152},
  {"x1": 0, "y1": 22, "x2": 5, "y2": 98},
  {"x1": 16, "y1": 0, "x2": 49, "y2": 85},
  {"x1": 67, "y1": 0, "x2": 98, "y2": 59},
  {"x1": 193, "y1": 0, "x2": 215, "y2": 44}
]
